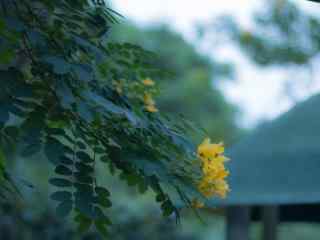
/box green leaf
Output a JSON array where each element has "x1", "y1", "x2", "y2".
[
  {"x1": 108, "y1": 162, "x2": 115, "y2": 175},
  {"x1": 107, "y1": 138, "x2": 121, "y2": 148},
  {"x1": 49, "y1": 178, "x2": 72, "y2": 187},
  {"x1": 0, "y1": 48, "x2": 14, "y2": 65},
  {"x1": 43, "y1": 56, "x2": 71, "y2": 74},
  {"x1": 76, "y1": 141, "x2": 86, "y2": 150},
  {"x1": 138, "y1": 181, "x2": 148, "y2": 194},
  {"x1": 83, "y1": 91, "x2": 123, "y2": 115},
  {"x1": 156, "y1": 194, "x2": 166, "y2": 202},
  {"x1": 47, "y1": 128, "x2": 66, "y2": 136},
  {"x1": 97, "y1": 196, "x2": 112, "y2": 208},
  {"x1": 76, "y1": 151, "x2": 93, "y2": 163},
  {"x1": 77, "y1": 101, "x2": 94, "y2": 123},
  {"x1": 56, "y1": 200, "x2": 73, "y2": 218},
  {"x1": 100, "y1": 155, "x2": 109, "y2": 163},
  {"x1": 55, "y1": 165, "x2": 72, "y2": 176},
  {"x1": 125, "y1": 174, "x2": 141, "y2": 186},
  {"x1": 71, "y1": 63, "x2": 93, "y2": 82},
  {"x1": 0, "y1": 104, "x2": 10, "y2": 124},
  {"x1": 93, "y1": 147, "x2": 105, "y2": 154},
  {"x1": 55, "y1": 80, "x2": 75, "y2": 109},
  {"x1": 71, "y1": 34, "x2": 105, "y2": 62},
  {"x1": 95, "y1": 186, "x2": 110, "y2": 198},
  {"x1": 0, "y1": 19, "x2": 5, "y2": 33},
  {"x1": 75, "y1": 199, "x2": 94, "y2": 218},
  {"x1": 4, "y1": 17, "x2": 25, "y2": 32},
  {"x1": 93, "y1": 207, "x2": 112, "y2": 224},
  {"x1": 76, "y1": 215, "x2": 92, "y2": 233},
  {"x1": 60, "y1": 156, "x2": 73, "y2": 165},
  {"x1": 51, "y1": 191, "x2": 72, "y2": 202},
  {"x1": 161, "y1": 200, "x2": 175, "y2": 217},
  {"x1": 45, "y1": 138, "x2": 65, "y2": 164},
  {"x1": 95, "y1": 221, "x2": 109, "y2": 238},
  {"x1": 75, "y1": 162, "x2": 94, "y2": 173},
  {"x1": 0, "y1": 147, "x2": 6, "y2": 182},
  {"x1": 74, "y1": 172, "x2": 93, "y2": 184},
  {"x1": 74, "y1": 183, "x2": 93, "y2": 194}
]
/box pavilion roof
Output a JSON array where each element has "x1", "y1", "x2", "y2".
[{"x1": 210, "y1": 94, "x2": 320, "y2": 206}]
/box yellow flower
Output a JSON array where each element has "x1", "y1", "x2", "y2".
[
  {"x1": 202, "y1": 163, "x2": 229, "y2": 179},
  {"x1": 144, "y1": 93, "x2": 158, "y2": 113},
  {"x1": 142, "y1": 78, "x2": 155, "y2": 86},
  {"x1": 197, "y1": 177, "x2": 230, "y2": 198},
  {"x1": 191, "y1": 198, "x2": 205, "y2": 209},
  {"x1": 213, "y1": 179, "x2": 230, "y2": 198},
  {"x1": 197, "y1": 138, "x2": 224, "y2": 160},
  {"x1": 215, "y1": 168, "x2": 229, "y2": 179},
  {"x1": 215, "y1": 155, "x2": 230, "y2": 162},
  {"x1": 202, "y1": 159, "x2": 221, "y2": 174},
  {"x1": 197, "y1": 179, "x2": 215, "y2": 198},
  {"x1": 196, "y1": 137, "x2": 230, "y2": 199},
  {"x1": 145, "y1": 104, "x2": 158, "y2": 113},
  {"x1": 144, "y1": 93, "x2": 155, "y2": 106}
]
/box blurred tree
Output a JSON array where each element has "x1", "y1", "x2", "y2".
[
  {"x1": 228, "y1": 0, "x2": 320, "y2": 66},
  {"x1": 213, "y1": 0, "x2": 320, "y2": 100},
  {"x1": 111, "y1": 24, "x2": 241, "y2": 144}
]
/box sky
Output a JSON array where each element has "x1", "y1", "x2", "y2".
[{"x1": 113, "y1": 0, "x2": 320, "y2": 128}]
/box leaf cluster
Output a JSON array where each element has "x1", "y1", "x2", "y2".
[{"x1": 0, "y1": 0, "x2": 203, "y2": 237}]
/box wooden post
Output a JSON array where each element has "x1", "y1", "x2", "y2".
[
  {"x1": 262, "y1": 205, "x2": 278, "y2": 240},
  {"x1": 226, "y1": 206, "x2": 251, "y2": 240}
]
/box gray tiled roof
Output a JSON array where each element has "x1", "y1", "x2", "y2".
[{"x1": 209, "y1": 94, "x2": 320, "y2": 206}]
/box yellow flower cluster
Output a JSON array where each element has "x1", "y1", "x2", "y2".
[
  {"x1": 142, "y1": 78, "x2": 155, "y2": 86},
  {"x1": 197, "y1": 138, "x2": 230, "y2": 199},
  {"x1": 144, "y1": 93, "x2": 158, "y2": 112},
  {"x1": 142, "y1": 78, "x2": 158, "y2": 113}
]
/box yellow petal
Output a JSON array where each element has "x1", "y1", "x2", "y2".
[
  {"x1": 142, "y1": 78, "x2": 155, "y2": 86},
  {"x1": 214, "y1": 180, "x2": 230, "y2": 198},
  {"x1": 145, "y1": 104, "x2": 158, "y2": 113},
  {"x1": 209, "y1": 143, "x2": 225, "y2": 155},
  {"x1": 143, "y1": 93, "x2": 155, "y2": 105},
  {"x1": 215, "y1": 155, "x2": 230, "y2": 162}
]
